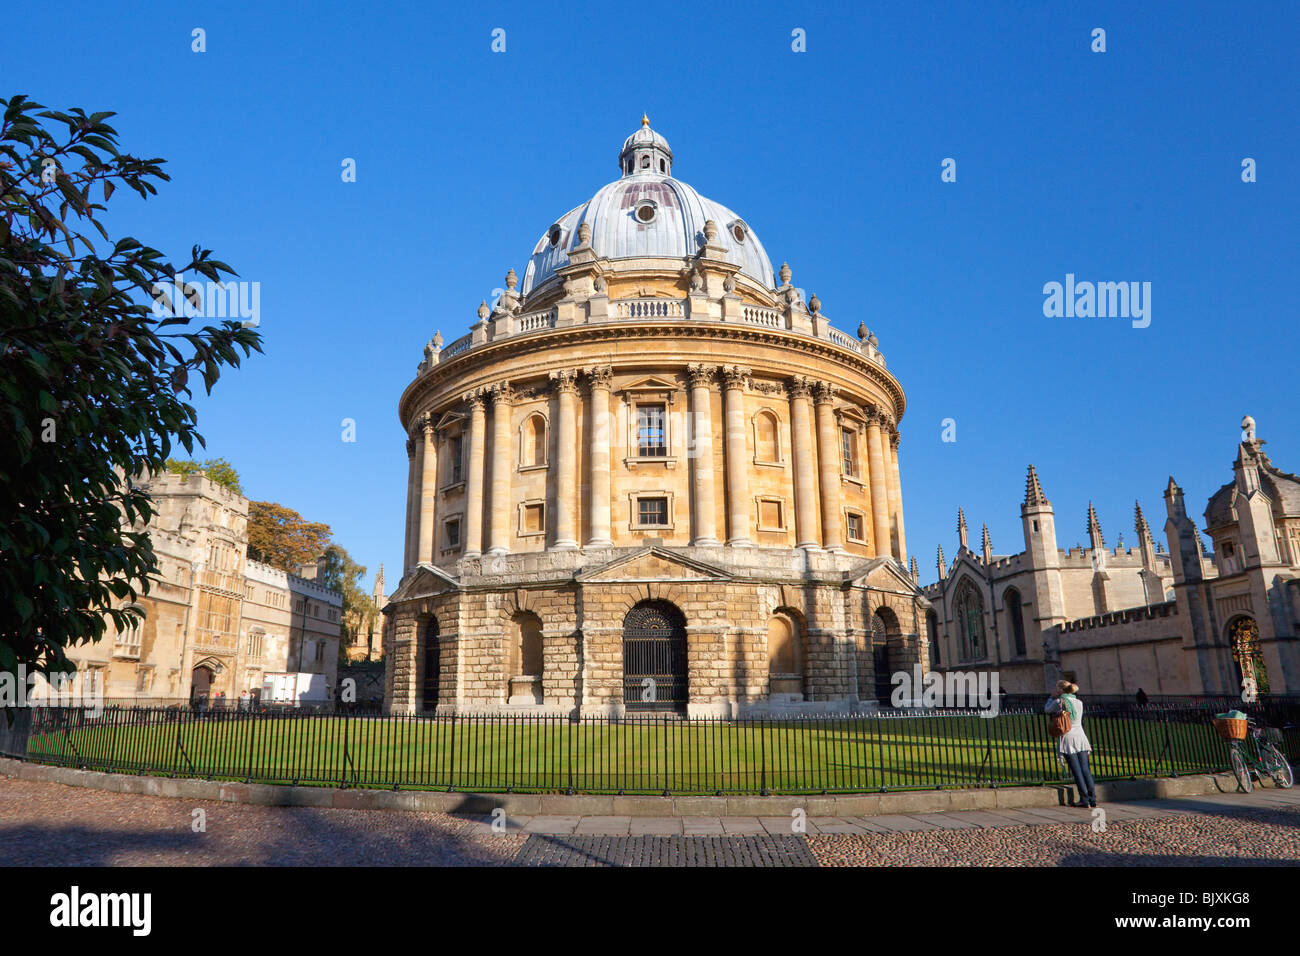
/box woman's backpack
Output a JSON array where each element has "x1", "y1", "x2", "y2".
[{"x1": 1048, "y1": 697, "x2": 1073, "y2": 738}]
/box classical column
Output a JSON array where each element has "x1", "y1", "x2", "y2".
[
  {"x1": 891, "y1": 429, "x2": 907, "y2": 563},
  {"x1": 687, "y1": 364, "x2": 719, "y2": 546},
  {"x1": 786, "y1": 376, "x2": 819, "y2": 549},
  {"x1": 463, "y1": 391, "x2": 487, "y2": 558},
  {"x1": 812, "y1": 381, "x2": 843, "y2": 551},
  {"x1": 585, "y1": 366, "x2": 613, "y2": 547},
  {"x1": 551, "y1": 369, "x2": 579, "y2": 549},
  {"x1": 722, "y1": 365, "x2": 752, "y2": 547},
  {"x1": 866, "y1": 407, "x2": 892, "y2": 559},
  {"x1": 417, "y1": 414, "x2": 438, "y2": 565},
  {"x1": 403, "y1": 435, "x2": 418, "y2": 572},
  {"x1": 487, "y1": 382, "x2": 514, "y2": 555}
]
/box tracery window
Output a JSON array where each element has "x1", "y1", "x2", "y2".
[{"x1": 953, "y1": 577, "x2": 986, "y2": 661}]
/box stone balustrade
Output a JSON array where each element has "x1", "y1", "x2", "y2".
[{"x1": 424, "y1": 296, "x2": 885, "y2": 369}]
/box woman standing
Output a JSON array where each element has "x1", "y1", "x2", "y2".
[{"x1": 1047, "y1": 680, "x2": 1098, "y2": 808}]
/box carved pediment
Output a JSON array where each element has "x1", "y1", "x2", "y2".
[
  {"x1": 577, "y1": 547, "x2": 731, "y2": 584},
  {"x1": 846, "y1": 556, "x2": 923, "y2": 595},
  {"x1": 619, "y1": 375, "x2": 681, "y2": 394},
  {"x1": 386, "y1": 563, "x2": 461, "y2": 604}
]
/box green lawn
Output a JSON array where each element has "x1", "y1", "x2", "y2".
[{"x1": 22, "y1": 709, "x2": 1249, "y2": 795}]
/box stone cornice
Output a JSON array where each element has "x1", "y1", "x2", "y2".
[{"x1": 400, "y1": 322, "x2": 905, "y2": 427}]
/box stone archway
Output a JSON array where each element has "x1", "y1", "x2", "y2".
[
  {"x1": 870, "y1": 607, "x2": 902, "y2": 705},
  {"x1": 622, "y1": 600, "x2": 688, "y2": 712}
]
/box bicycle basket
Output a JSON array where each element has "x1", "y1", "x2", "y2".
[{"x1": 1213, "y1": 717, "x2": 1248, "y2": 741}]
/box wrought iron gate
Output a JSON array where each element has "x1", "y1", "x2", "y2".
[
  {"x1": 421, "y1": 619, "x2": 440, "y2": 712},
  {"x1": 622, "y1": 601, "x2": 688, "y2": 712}
]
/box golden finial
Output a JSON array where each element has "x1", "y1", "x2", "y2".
[{"x1": 641, "y1": 113, "x2": 650, "y2": 127}]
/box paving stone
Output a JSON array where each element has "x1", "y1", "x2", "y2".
[
  {"x1": 719, "y1": 817, "x2": 765, "y2": 835},
  {"x1": 629, "y1": 818, "x2": 683, "y2": 835},
  {"x1": 513, "y1": 835, "x2": 819, "y2": 867},
  {"x1": 869, "y1": 814, "x2": 942, "y2": 832}
]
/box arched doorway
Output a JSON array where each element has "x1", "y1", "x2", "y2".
[
  {"x1": 420, "y1": 617, "x2": 440, "y2": 712},
  {"x1": 190, "y1": 664, "x2": 214, "y2": 702},
  {"x1": 767, "y1": 610, "x2": 804, "y2": 700},
  {"x1": 622, "y1": 600, "x2": 687, "y2": 712},
  {"x1": 1228, "y1": 616, "x2": 1269, "y2": 697},
  {"x1": 870, "y1": 611, "x2": 897, "y2": 705}
]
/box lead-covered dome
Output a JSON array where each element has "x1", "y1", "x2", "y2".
[{"x1": 521, "y1": 119, "x2": 777, "y2": 295}]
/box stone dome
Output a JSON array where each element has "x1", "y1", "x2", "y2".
[{"x1": 521, "y1": 119, "x2": 777, "y2": 295}]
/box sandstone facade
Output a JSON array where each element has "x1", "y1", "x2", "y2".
[{"x1": 384, "y1": 120, "x2": 928, "y2": 716}]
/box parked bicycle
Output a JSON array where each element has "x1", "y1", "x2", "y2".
[{"x1": 1213, "y1": 714, "x2": 1294, "y2": 792}]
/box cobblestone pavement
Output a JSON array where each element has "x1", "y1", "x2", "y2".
[{"x1": 2, "y1": 777, "x2": 1298, "y2": 866}]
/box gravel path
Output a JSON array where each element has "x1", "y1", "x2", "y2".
[{"x1": 3, "y1": 776, "x2": 1298, "y2": 867}]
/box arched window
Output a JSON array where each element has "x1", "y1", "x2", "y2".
[
  {"x1": 520, "y1": 413, "x2": 546, "y2": 468},
  {"x1": 1005, "y1": 587, "x2": 1026, "y2": 657},
  {"x1": 952, "y1": 578, "x2": 986, "y2": 661},
  {"x1": 767, "y1": 611, "x2": 803, "y2": 698},
  {"x1": 754, "y1": 410, "x2": 780, "y2": 463}
]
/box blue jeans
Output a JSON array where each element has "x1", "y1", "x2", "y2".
[{"x1": 1064, "y1": 750, "x2": 1097, "y2": 805}]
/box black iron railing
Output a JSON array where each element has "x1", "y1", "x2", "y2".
[{"x1": 2, "y1": 699, "x2": 1295, "y2": 796}]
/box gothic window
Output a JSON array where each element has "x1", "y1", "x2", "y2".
[
  {"x1": 953, "y1": 577, "x2": 986, "y2": 661},
  {"x1": 1005, "y1": 588, "x2": 1026, "y2": 657}
]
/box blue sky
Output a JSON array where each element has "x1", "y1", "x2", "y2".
[{"x1": 7, "y1": 1, "x2": 1297, "y2": 590}]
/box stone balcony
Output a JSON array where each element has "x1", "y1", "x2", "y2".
[{"x1": 425, "y1": 294, "x2": 887, "y2": 374}]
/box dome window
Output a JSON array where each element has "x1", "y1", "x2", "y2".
[
  {"x1": 548, "y1": 224, "x2": 562, "y2": 247},
  {"x1": 634, "y1": 200, "x2": 658, "y2": 224},
  {"x1": 730, "y1": 219, "x2": 749, "y2": 243}
]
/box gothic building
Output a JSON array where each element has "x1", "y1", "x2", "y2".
[
  {"x1": 53, "y1": 471, "x2": 343, "y2": 703},
  {"x1": 383, "y1": 119, "x2": 929, "y2": 716},
  {"x1": 922, "y1": 418, "x2": 1300, "y2": 697}
]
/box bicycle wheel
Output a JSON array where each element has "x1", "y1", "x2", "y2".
[
  {"x1": 1230, "y1": 746, "x2": 1253, "y2": 793},
  {"x1": 1262, "y1": 744, "x2": 1294, "y2": 789}
]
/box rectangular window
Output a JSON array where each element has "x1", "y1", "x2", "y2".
[
  {"x1": 522, "y1": 502, "x2": 544, "y2": 535},
  {"x1": 847, "y1": 513, "x2": 864, "y2": 541},
  {"x1": 444, "y1": 517, "x2": 462, "y2": 551},
  {"x1": 449, "y1": 435, "x2": 464, "y2": 484},
  {"x1": 758, "y1": 499, "x2": 784, "y2": 530},
  {"x1": 637, "y1": 496, "x2": 669, "y2": 526},
  {"x1": 637, "y1": 404, "x2": 667, "y2": 456},
  {"x1": 841, "y1": 428, "x2": 858, "y2": 477}
]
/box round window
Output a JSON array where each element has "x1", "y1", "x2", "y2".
[
  {"x1": 635, "y1": 203, "x2": 656, "y2": 223},
  {"x1": 548, "y1": 225, "x2": 562, "y2": 246},
  {"x1": 732, "y1": 223, "x2": 747, "y2": 242}
]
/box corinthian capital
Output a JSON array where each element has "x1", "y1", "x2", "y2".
[
  {"x1": 785, "y1": 375, "x2": 812, "y2": 400},
  {"x1": 488, "y1": 381, "x2": 515, "y2": 405},
  {"x1": 811, "y1": 380, "x2": 836, "y2": 405},
  {"x1": 685, "y1": 363, "x2": 717, "y2": 389},
  {"x1": 585, "y1": 365, "x2": 613, "y2": 390},
  {"x1": 721, "y1": 365, "x2": 752, "y2": 390},
  {"x1": 549, "y1": 368, "x2": 579, "y2": 393}
]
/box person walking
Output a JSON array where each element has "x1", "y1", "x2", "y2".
[{"x1": 1047, "y1": 680, "x2": 1098, "y2": 808}]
